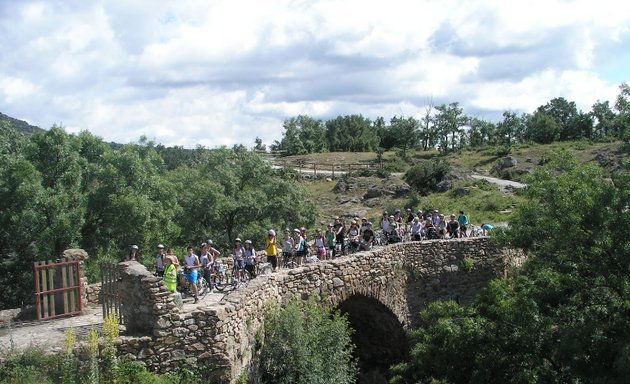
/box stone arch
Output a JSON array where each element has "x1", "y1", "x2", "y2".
[{"x1": 337, "y1": 294, "x2": 409, "y2": 384}]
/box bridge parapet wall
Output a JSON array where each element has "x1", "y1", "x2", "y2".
[{"x1": 116, "y1": 237, "x2": 525, "y2": 383}]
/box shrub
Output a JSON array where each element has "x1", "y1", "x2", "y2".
[
  {"x1": 260, "y1": 297, "x2": 357, "y2": 384},
  {"x1": 404, "y1": 159, "x2": 451, "y2": 195}
]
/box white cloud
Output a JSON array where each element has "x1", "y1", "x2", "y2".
[{"x1": 0, "y1": 0, "x2": 628, "y2": 148}]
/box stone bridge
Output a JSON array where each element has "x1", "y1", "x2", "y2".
[{"x1": 115, "y1": 237, "x2": 525, "y2": 383}]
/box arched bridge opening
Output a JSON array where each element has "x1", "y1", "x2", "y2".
[{"x1": 338, "y1": 294, "x2": 409, "y2": 384}]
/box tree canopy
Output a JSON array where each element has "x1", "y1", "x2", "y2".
[
  {"x1": 390, "y1": 152, "x2": 630, "y2": 383},
  {"x1": 0, "y1": 125, "x2": 317, "y2": 309}
]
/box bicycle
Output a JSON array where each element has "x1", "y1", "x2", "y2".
[
  {"x1": 257, "y1": 261, "x2": 273, "y2": 275},
  {"x1": 179, "y1": 269, "x2": 209, "y2": 301},
  {"x1": 210, "y1": 261, "x2": 231, "y2": 292},
  {"x1": 281, "y1": 251, "x2": 299, "y2": 269}
]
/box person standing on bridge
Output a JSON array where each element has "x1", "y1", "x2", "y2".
[
  {"x1": 334, "y1": 217, "x2": 345, "y2": 257},
  {"x1": 163, "y1": 256, "x2": 177, "y2": 293},
  {"x1": 155, "y1": 244, "x2": 166, "y2": 276},
  {"x1": 128, "y1": 244, "x2": 139, "y2": 261},
  {"x1": 266, "y1": 229, "x2": 278, "y2": 271}
]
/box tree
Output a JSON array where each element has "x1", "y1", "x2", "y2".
[
  {"x1": 254, "y1": 137, "x2": 267, "y2": 152},
  {"x1": 260, "y1": 297, "x2": 358, "y2": 384},
  {"x1": 591, "y1": 100, "x2": 616, "y2": 138},
  {"x1": 325, "y1": 115, "x2": 378, "y2": 152},
  {"x1": 525, "y1": 110, "x2": 561, "y2": 144},
  {"x1": 495, "y1": 111, "x2": 525, "y2": 147},
  {"x1": 538, "y1": 97, "x2": 580, "y2": 140},
  {"x1": 168, "y1": 147, "x2": 317, "y2": 251},
  {"x1": 434, "y1": 103, "x2": 467, "y2": 153},
  {"x1": 391, "y1": 152, "x2": 630, "y2": 383},
  {"x1": 273, "y1": 115, "x2": 327, "y2": 155}
]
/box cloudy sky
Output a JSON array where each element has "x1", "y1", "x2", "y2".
[{"x1": 1, "y1": 0, "x2": 629, "y2": 148}]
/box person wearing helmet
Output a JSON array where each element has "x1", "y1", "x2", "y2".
[
  {"x1": 266, "y1": 229, "x2": 278, "y2": 271},
  {"x1": 325, "y1": 224, "x2": 335, "y2": 259},
  {"x1": 314, "y1": 229, "x2": 326, "y2": 260},
  {"x1": 183, "y1": 246, "x2": 201, "y2": 303},
  {"x1": 281, "y1": 228, "x2": 295, "y2": 267},
  {"x1": 128, "y1": 245, "x2": 139, "y2": 261},
  {"x1": 155, "y1": 244, "x2": 166, "y2": 276},
  {"x1": 333, "y1": 217, "x2": 345, "y2": 257},
  {"x1": 360, "y1": 222, "x2": 374, "y2": 251},
  {"x1": 243, "y1": 240, "x2": 257, "y2": 278},
  {"x1": 293, "y1": 228, "x2": 306, "y2": 265},
  {"x1": 232, "y1": 238, "x2": 246, "y2": 282},
  {"x1": 380, "y1": 211, "x2": 391, "y2": 238}
]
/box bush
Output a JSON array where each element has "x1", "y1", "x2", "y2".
[
  {"x1": 404, "y1": 159, "x2": 451, "y2": 195},
  {"x1": 260, "y1": 297, "x2": 357, "y2": 384}
]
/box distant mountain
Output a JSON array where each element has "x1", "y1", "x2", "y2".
[{"x1": 0, "y1": 112, "x2": 45, "y2": 135}]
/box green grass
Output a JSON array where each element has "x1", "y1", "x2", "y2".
[{"x1": 296, "y1": 141, "x2": 624, "y2": 229}]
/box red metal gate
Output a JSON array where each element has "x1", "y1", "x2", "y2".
[{"x1": 34, "y1": 260, "x2": 83, "y2": 320}]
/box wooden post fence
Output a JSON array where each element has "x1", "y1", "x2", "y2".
[{"x1": 34, "y1": 260, "x2": 83, "y2": 321}]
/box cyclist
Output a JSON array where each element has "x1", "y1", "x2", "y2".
[
  {"x1": 243, "y1": 240, "x2": 257, "y2": 278},
  {"x1": 294, "y1": 228, "x2": 307, "y2": 264},
  {"x1": 325, "y1": 224, "x2": 336, "y2": 259},
  {"x1": 232, "y1": 238, "x2": 246, "y2": 282},
  {"x1": 207, "y1": 239, "x2": 221, "y2": 264},
  {"x1": 183, "y1": 246, "x2": 201, "y2": 303},
  {"x1": 265, "y1": 229, "x2": 278, "y2": 271},
  {"x1": 199, "y1": 244, "x2": 213, "y2": 285},
  {"x1": 410, "y1": 216, "x2": 422, "y2": 241},
  {"x1": 314, "y1": 229, "x2": 326, "y2": 260},
  {"x1": 348, "y1": 221, "x2": 361, "y2": 253},
  {"x1": 380, "y1": 211, "x2": 391, "y2": 243},
  {"x1": 333, "y1": 217, "x2": 345, "y2": 256},
  {"x1": 447, "y1": 214, "x2": 460, "y2": 239},
  {"x1": 128, "y1": 244, "x2": 139, "y2": 261},
  {"x1": 360, "y1": 222, "x2": 375, "y2": 250},
  {"x1": 406, "y1": 208, "x2": 415, "y2": 223},
  {"x1": 281, "y1": 229, "x2": 295, "y2": 266},
  {"x1": 457, "y1": 211, "x2": 469, "y2": 237},
  {"x1": 163, "y1": 256, "x2": 177, "y2": 293},
  {"x1": 155, "y1": 244, "x2": 166, "y2": 277},
  {"x1": 359, "y1": 217, "x2": 369, "y2": 234}
]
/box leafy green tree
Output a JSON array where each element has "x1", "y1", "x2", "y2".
[
  {"x1": 273, "y1": 115, "x2": 327, "y2": 155},
  {"x1": 0, "y1": 157, "x2": 46, "y2": 308},
  {"x1": 591, "y1": 100, "x2": 616, "y2": 138},
  {"x1": 260, "y1": 298, "x2": 358, "y2": 384},
  {"x1": 525, "y1": 110, "x2": 561, "y2": 144},
  {"x1": 538, "y1": 97, "x2": 580, "y2": 140},
  {"x1": 495, "y1": 111, "x2": 525, "y2": 147},
  {"x1": 81, "y1": 143, "x2": 181, "y2": 263},
  {"x1": 613, "y1": 82, "x2": 630, "y2": 140},
  {"x1": 326, "y1": 114, "x2": 378, "y2": 152},
  {"x1": 168, "y1": 147, "x2": 317, "y2": 251},
  {"x1": 434, "y1": 103, "x2": 467, "y2": 153},
  {"x1": 379, "y1": 116, "x2": 420, "y2": 155},
  {"x1": 391, "y1": 152, "x2": 630, "y2": 383},
  {"x1": 25, "y1": 126, "x2": 86, "y2": 258}
]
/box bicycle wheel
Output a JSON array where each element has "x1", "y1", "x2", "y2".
[
  {"x1": 197, "y1": 277, "x2": 209, "y2": 299},
  {"x1": 214, "y1": 272, "x2": 230, "y2": 291},
  {"x1": 240, "y1": 270, "x2": 252, "y2": 285},
  {"x1": 258, "y1": 262, "x2": 272, "y2": 275}
]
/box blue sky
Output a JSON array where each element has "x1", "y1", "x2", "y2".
[{"x1": 0, "y1": 0, "x2": 628, "y2": 148}]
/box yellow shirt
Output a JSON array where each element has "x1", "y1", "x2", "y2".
[{"x1": 266, "y1": 237, "x2": 278, "y2": 256}]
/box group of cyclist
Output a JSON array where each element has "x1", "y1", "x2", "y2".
[{"x1": 142, "y1": 207, "x2": 491, "y2": 302}]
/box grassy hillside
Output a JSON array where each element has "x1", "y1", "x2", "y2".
[{"x1": 292, "y1": 140, "x2": 626, "y2": 228}]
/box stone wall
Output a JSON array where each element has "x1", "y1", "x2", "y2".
[{"x1": 116, "y1": 237, "x2": 525, "y2": 383}]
